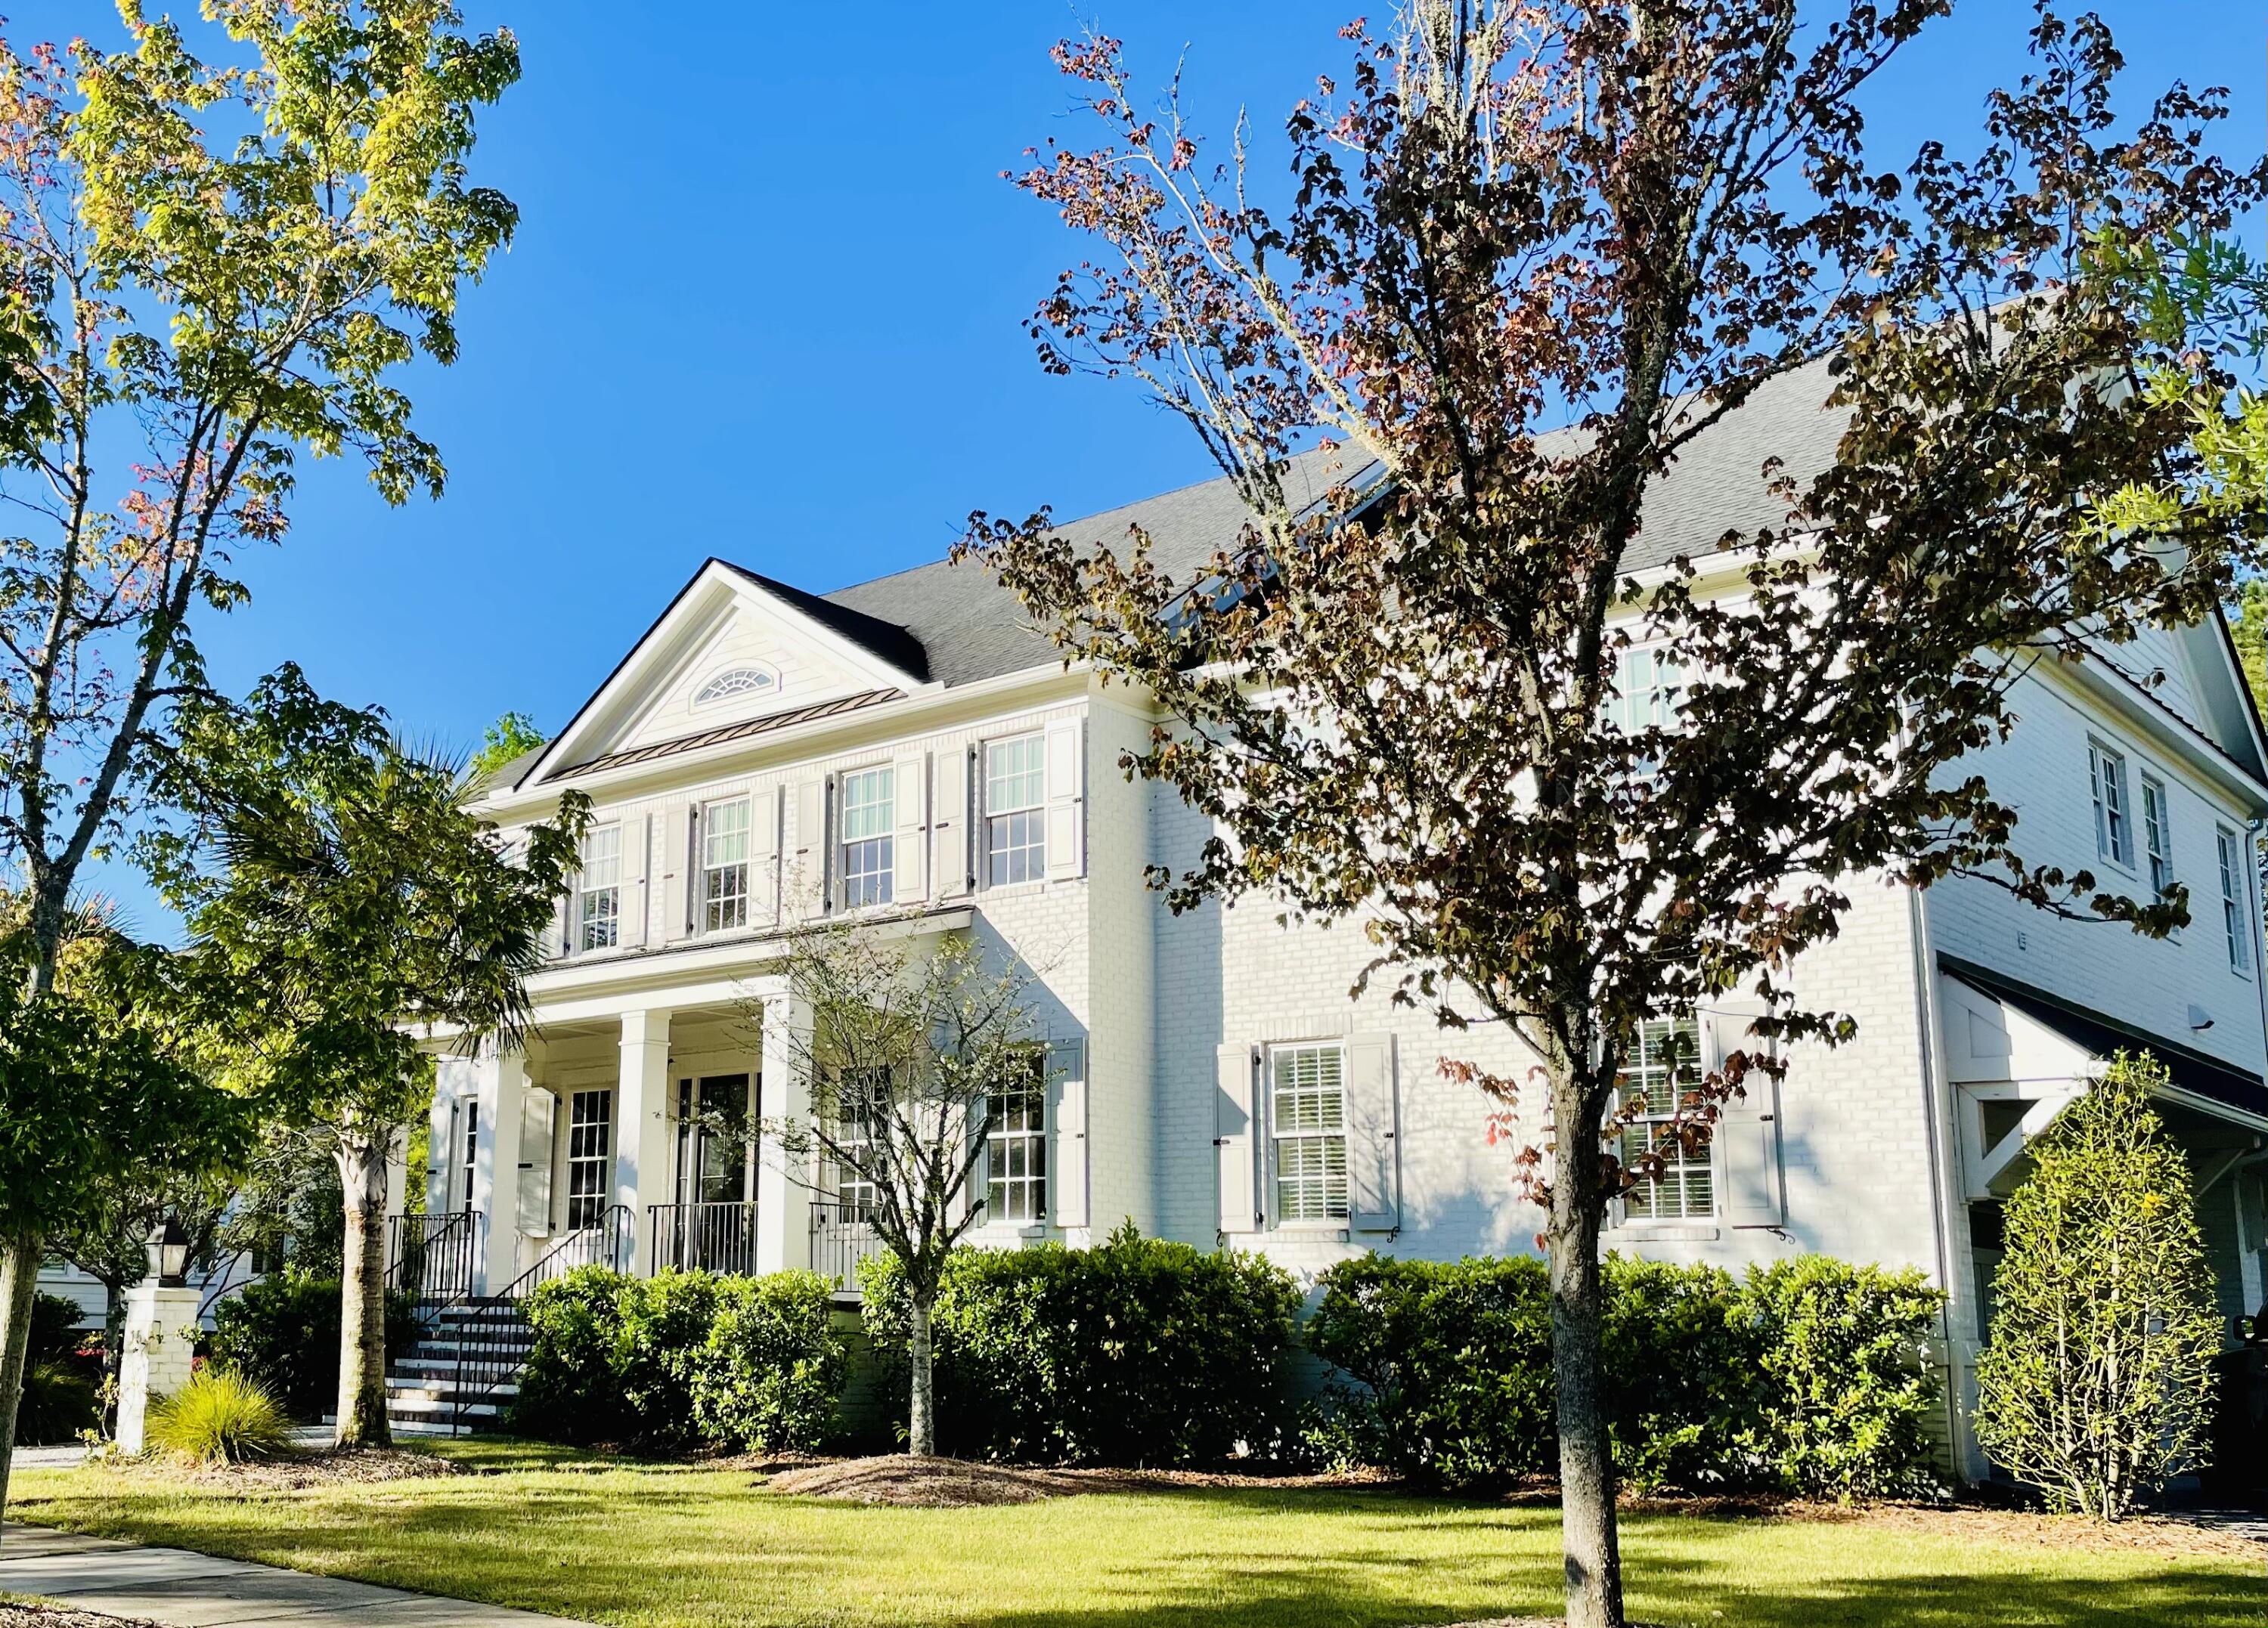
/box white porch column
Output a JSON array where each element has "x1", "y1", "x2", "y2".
[
  {"x1": 617, "y1": 1008, "x2": 675, "y2": 1274},
  {"x1": 755, "y1": 989, "x2": 813, "y2": 1275},
  {"x1": 477, "y1": 1048, "x2": 529, "y2": 1292}
]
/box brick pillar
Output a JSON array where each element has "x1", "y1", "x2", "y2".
[{"x1": 116, "y1": 1283, "x2": 203, "y2": 1456}]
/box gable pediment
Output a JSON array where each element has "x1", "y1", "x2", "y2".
[{"x1": 518, "y1": 560, "x2": 930, "y2": 788}]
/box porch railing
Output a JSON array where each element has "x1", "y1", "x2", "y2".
[
  {"x1": 442, "y1": 1203, "x2": 636, "y2": 1434},
  {"x1": 809, "y1": 1204, "x2": 888, "y2": 1297},
  {"x1": 649, "y1": 1202, "x2": 758, "y2": 1277},
  {"x1": 385, "y1": 1209, "x2": 478, "y2": 1305}
]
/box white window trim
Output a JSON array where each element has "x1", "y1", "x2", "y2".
[
  {"x1": 700, "y1": 795, "x2": 753, "y2": 935},
  {"x1": 1264, "y1": 1038, "x2": 1352, "y2": 1230},
  {"x1": 1616, "y1": 1017, "x2": 1716, "y2": 1225},
  {"x1": 692, "y1": 664, "x2": 780, "y2": 710},
  {"x1": 836, "y1": 763, "x2": 896, "y2": 911},
  {"x1": 2139, "y1": 769, "x2": 2176, "y2": 905},
  {"x1": 983, "y1": 1074, "x2": 1048, "y2": 1225},
  {"x1": 575, "y1": 823, "x2": 623, "y2": 954},
  {"x1": 2217, "y1": 823, "x2": 2252, "y2": 979},
  {"x1": 980, "y1": 732, "x2": 1048, "y2": 890},
  {"x1": 2089, "y1": 738, "x2": 2135, "y2": 874}
]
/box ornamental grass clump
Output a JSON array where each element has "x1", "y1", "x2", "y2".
[
  {"x1": 146, "y1": 1366, "x2": 293, "y2": 1464},
  {"x1": 1973, "y1": 1052, "x2": 2220, "y2": 1519}
]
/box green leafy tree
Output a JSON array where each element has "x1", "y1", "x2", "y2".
[
  {"x1": 0, "y1": 897, "x2": 238, "y2": 1511},
  {"x1": 1973, "y1": 1054, "x2": 2220, "y2": 1519},
  {"x1": 470, "y1": 712, "x2": 545, "y2": 780},
  {"x1": 0, "y1": 0, "x2": 518, "y2": 1482},
  {"x1": 146, "y1": 666, "x2": 586, "y2": 1447},
  {"x1": 965, "y1": 5, "x2": 2260, "y2": 1620}
]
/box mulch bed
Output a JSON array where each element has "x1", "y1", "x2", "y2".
[
  {"x1": 0, "y1": 1608, "x2": 163, "y2": 1627},
  {"x1": 92, "y1": 1446, "x2": 463, "y2": 1490}
]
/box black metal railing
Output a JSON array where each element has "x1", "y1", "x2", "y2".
[
  {"x1": 808, "y1": 1203, "x2": 888, "y2": 1297},
  {"x1": 649, "y1": 1201, "x2": 758, "y2": 1276},
  {"x1": 385, "y1": 1210, "x2": 479, "y2": 1304},
  {"x1": 444, "y1": 1203, "x2": 635, "y2": 1433}
]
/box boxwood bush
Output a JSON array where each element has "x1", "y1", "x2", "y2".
[
  {"x1": 511, "y1": 1265, "x2": 843, "y2": 1452},
  {"x1": 1305, "y1": 1252, "x2": 1943, "y2": 1497},
  {"x1": 206, "y1": 1271, "x2": 420, "y2": 1423},
  {"x1": 860, "y1": 1222, "x2": 1302, "y2": 1466}
]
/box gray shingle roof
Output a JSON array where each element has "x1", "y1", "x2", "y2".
[{"x1": 813, "y1": 356, "x2": 1848, "y2": 689}]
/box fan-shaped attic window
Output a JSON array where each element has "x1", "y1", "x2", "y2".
[{"x1": 694, "y1": 664, "x2": 779, "y2": 708}]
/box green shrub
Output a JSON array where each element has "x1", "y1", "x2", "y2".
[
  {"x1": 1741, "y1": 1256, "x2": 1944, "y2": 1500},
  {"x1": 862, "y1": 1223, "x2": 1301, "y2": 1466},
  {"x1": 29, "y1": 1292, "x2": 88, "y2": 1361},
  {"x1": 1975, "y1": 1053, "x2": 2219, "y2": 1518},
  {"x1": 689, "y1": 1271, "x2": 844, "y2": 1452},
  {"x1": 146, "y1": 1366, "x2": 293, "y2": 1462},
  {"x1": 13, "y1": 1360, "x2": 99, "y2": 1445},
  {"x1": 512, "y1": 1266, "x2": 843, "y2": 1452},
  {"x1": 1305, "y1": 1251, "x2": 1947, "y2": 1496},
  {"x1": 1301, "y1": 1254, "x2": 1555, "y2": 1487},
  {"x1": 206, "y1": 1272, "x2": 419, "y2": 1422}
]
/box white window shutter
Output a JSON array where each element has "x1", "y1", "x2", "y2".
[
  {"x1": 892, "y1": 751, "x2": 928, "y2": 903},
  {"x1": 552, "y1": 893, "x2": 572, "y2": 959},
  {"x1": 516, "y1": 1091, "x2": 556, "y2": 1236},
  {"x1": 1044, "y1": 720, "x2": 1085, "y2": 881},
  {"x1": 1216, "y1": 1041, "x2": 1258, "y2": 1233},
  {"x1": 663, "y1": 805, "x2": 699, "y2": 942},
  {"x1": 619, "y1": 813, "x2": 650, "y2": 949},
  {"x1": 789, "y1": 777, "x2": 826, "y2": 920},
  {"x1": 1346, "y1": 1032, "x2": 1400, "y2": 1231},
  {"x1": 1708, "y1": 1006, "x2": 1785, "y2": 1229},
  {"x1": 751, "y1": 786, "x2": 782, "y2": 926},
  {"x1": 1048, "y1": 1038, "x2": 1089, "y2": 1229},
  {"x1": 934, "y1": 745, "x2": 971, "y2": 901}
]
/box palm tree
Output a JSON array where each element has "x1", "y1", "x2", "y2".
[{"x1": 147, "y1": 667, "x2": 587, "y2": 1447}]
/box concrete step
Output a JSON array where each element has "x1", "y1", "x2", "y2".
[
  {"x1": 384, "y1": 1394, "x2": 504, "y2": 1422},
  {"x1": 386, "y1": 1379, "x2": 519, "y2": 1402}
]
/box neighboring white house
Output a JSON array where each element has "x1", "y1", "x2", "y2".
[{"x1": 407, "y1": 361, "x2": 2268, "y2": 1481}]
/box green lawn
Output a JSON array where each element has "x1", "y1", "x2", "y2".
[{"x1": 8, "y1": 1442, "x2": 2260, "y2": 1628}]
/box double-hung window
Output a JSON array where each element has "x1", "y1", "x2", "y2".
[
  {"x1": 2140, "y1": 775, "x2": 2174, "y2": 900},
  {"x1": 840, "y1": 767, "x2": 894, "y2": 908},
  {"x1": 984, "y1": 735, "x2": 1046, "y2": 886},
  {"x1": 577, "y1": 825, "x2": 621, "y2": 952},
  {"x1": 828, "y1": 1069, "x2": 886, "y2": 1222},
  {"x1": 702, "y1": 797, "x2": 750, "y2": 933},
  {"x1": 2217, "y1": 826, "x2": 2252, "y2": 975},
  {"x1": 1271, "y1": 1043, "x2": 1349, "y2": 1223},
  {"x1": 985, "y1": 1069, "x2": 1047, "y2": 1223},
  {"x1": 1619, "y1": 1017, "x2": 1712, "y2": 1221},
  {"x1": 2090, "y1": 742, "x2": 2133, "y2": 868},
  {"x1": 460, "y1": 1102, "x2": 479, "y2": 1213}
]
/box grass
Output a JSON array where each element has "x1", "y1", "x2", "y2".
[{"x1": 8, "y1": 1440, "x2": 2261, "y2": 1628}]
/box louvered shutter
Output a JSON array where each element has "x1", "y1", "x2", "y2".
[
  {"x1": 551, "y1": 891, "x2": 572, "y2": 959},
  {"x1": 619, "y1": 813, "x2": 650, "y2": 949},
  {"x1": 1216, "y1": 1042, "x2": 1258, "y2": 1233},
  {"x1": 1043, "y1": 720, "x2": 1085, "y2": 881},
  {"x1": 1047, "y1": 1038, "x2": 1089, "y2": 1229},
  {"x1": 1709, "y1": 1005, "x2": 1785, "y2": 1228},
  {"x1": 892, "y1": 751, "x2": 928, "y2": 903},
  {"x1": 789, "y1": 777, "x2": 826, "y2": 920},
  {"x1": 934, "y1": 745, "x2": 972, "y2": 900},
  {"x1": 751, "y1": 787, "x2": 782, "y2": 926},
  {"x1": 663, "y1": 804, "x2": 699, "y2": 942},
  {"x1": 516, "y1": 1091, "x2": 556, "y2": 1236},
  {"x1": 1346, "y1": 1032, "x2": 1400, "y2": 1231}
]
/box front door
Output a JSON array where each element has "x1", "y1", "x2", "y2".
[{"x1": 675, "y1": 1074, "x2": 754, "y2": 1206}]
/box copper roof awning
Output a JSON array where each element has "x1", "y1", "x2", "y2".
[{"x1": 550, "y1": 687, "x2": 904, "y2": 779}]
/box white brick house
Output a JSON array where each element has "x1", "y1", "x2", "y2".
[{"x1": 411, "y1": 367, "x2": 2268, "y2": 1480}]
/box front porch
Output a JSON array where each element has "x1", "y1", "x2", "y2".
[{"x1": 397, "y1": 962, "x2": 891, "y2": 1305}]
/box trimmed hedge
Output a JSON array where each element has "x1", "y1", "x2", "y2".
[
  {"x1": 206, "y1": 1273, "x2": 420, "y2": 1423},
  {"x1": 860, "y1": 1223, "x2": 1302, "y2": 1466},
  {"x1": 1305, "y1": 1252, "x2": 1944, "y2": 1497},
  {"x1": 511, "y1": 1266, "x2": 842, "y2": 1452}
]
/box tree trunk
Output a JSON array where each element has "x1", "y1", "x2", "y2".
[
  {"x1": 334, "y1": 1134, "x2": 392, "y2": 1449},
  {"x1": 908, "y1": 1289, "x2": 936, "y2": 1457},
  {"x1": 1549, "y1": 1067, "x2": 1625, "y2": 1628},
  {"x1": 0, "y1": 1227, "x2": 45, "y2": 1518}
]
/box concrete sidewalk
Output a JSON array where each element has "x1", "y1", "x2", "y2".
[{"x1": 0, "y1": 1525, "x2": 596, "y2": 1626}]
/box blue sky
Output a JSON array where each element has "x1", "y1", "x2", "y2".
[{"x1": 13, "y1": 1, "x2": 2265, "y2": 921}]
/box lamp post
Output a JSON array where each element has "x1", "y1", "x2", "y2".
[{"x1": 144, "y1": 1217, "x2": 191, "y2": 1289}]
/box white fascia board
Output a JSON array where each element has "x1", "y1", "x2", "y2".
[
  {"x1": 479, "y1": 662, "x2": 1095, "y2": 822},
  {"x1": 2039, "y1": 652, "x2": 2268, "y2": 815}
]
